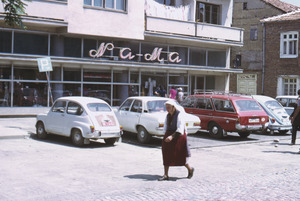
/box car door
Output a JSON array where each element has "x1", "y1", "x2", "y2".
[
  {"x1": 194, "y1": 97, "x2": 214, "y2": 130},
  {"x1": 126, "y1": 99, "x2": 143, "y2": 132},
  {"x1": 212, "y1": 98, "x2": 236, "y2": 131},
  {"x1": 46, "y1": 100, "x2": 67, "y2": 134},
  {"x1": 117, "y1": 99, "x2": 134, "y2": 131},
  {"x1": 63, "y1": 101, "x2": 85, "y2": 136}
]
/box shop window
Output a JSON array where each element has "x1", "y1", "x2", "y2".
[
  {"x1": 189, "y1": 49, "x2": 206, "y2": 66},
  {"x1": 50, "y1": 67, "x2": 62, "y2": 81},
  {"x1": 13, "y1": 82, "x2": 47, "y2": 107},
  {"x1": 64, "y1": 37, "x2": 81, "y2": 58},
  {"x1": 0, "y1": 31, "x2": 12, "y2": 53},
  {"x1": 0, "y1": 66, "x2": 11, "y2": 79},
  {"x1": 63, "y1": 68, "x2": 81, "y2": 81},
  {"x1": 84, "y1": 0, "x2": 126, "y2": 11},
  {"x1": 208, "y1": 51, "x2": 226, "y2": 67},
  {"x1": 0, "y1": 82, "x2": 10, "y2": 107},
  {"x1": 280, "y1": 32, "x2": 298, "y2": 58},
  {"x1": 196, "y1": 2, "x2": 220, "y2": 25},
  {"x1": 84, "y1": 84, "x2": 111, "y2": 104},
  {"x1": 51, "y1": 83, "x2": 77, "y2": 101},
  {"x1": 114, "y1": 70, "x2": 128, "y2": 83},
  {"x1": 14, "y1": 66, "x2": 46, "y2": 80},
  {"x1": 206, "y1": 76, "x2": 215, "y2": 90},
  {"x1": 14, "y1": 32, "x2": 48, "y2": 55},
  {"x1": 83, "y1": 69, "x2": 111, "y2": 82}
]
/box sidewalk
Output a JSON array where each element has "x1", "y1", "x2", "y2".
[
  {"x1": 0, "y1": 117, "x2": 36, "y2": 140},
  {"x1": 0, "y1": 107, "x2": 50, "y2": 118}
]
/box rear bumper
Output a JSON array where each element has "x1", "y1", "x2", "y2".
[
  {"x1": 236, "y1": 123, "x2": 268, "y2": 131},
  {"x1": 85, "y1": 130, "x2": 122, "y2": 139},
  {"x1": 268, "y1": 124, "x2": 292, "y2": 131}
]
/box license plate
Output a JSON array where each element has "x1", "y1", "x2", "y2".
[{"x1": 249, "y1": 118, "x2": 259, "y2": 123}]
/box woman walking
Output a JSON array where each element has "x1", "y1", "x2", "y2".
[{"x1": 158, "y1": 100, "x2": 194, "y2": 181}]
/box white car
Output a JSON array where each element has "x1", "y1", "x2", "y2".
[
  {"x1": 114, "y1": 96, "x2": 201, "y2": 143},
  {"x1": 36, "y1": 96, "x2": 123, "y2": 146},
  {"x1": 275, "y1": 95, "x2": 298, "y2": 116},
  {"x1": 251, "y1": 95, "x2": 292, "y2": 134}
]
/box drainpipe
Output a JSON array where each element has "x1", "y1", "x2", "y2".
[{"x1": 262, "y1": 22, "x2": 265, "y2": 95}]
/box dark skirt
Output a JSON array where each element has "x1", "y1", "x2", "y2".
[{"x1": 162, "y1": 130, "x2": 189, "y2": 166}]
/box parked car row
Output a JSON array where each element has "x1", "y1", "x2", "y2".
[{"x1": 35, "y1": 93, "x2": 295, "y2": 146}]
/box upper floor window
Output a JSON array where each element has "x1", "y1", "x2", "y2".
[
  {"x1": 243, "y1": 2, "x2": 248, "y2": 10},
  {"x1": 280, "y1": 31, "x2": 298, "y2": 58},
  {"x1": 155, "y1": 0, "x2": 175, "y2": 6},
  {"x1": 84, "y1": 0, "x2": 126, "y2": 11},
  {"x1": 250, "y1": 25, "x2": 257, "y2": 41},
  {"x1": 283, "y1": 78, "x2": 297, "y2": 95},
  {"x1": 196, "y1": 2, "x2": 220, "y2": 25}
]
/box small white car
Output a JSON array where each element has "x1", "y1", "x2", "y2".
[
  {"x1": 251, "y1": 95, "x2": 292, "y2": 134},
  {"x1": 36, "y1": 96, "x2": 123, "y2": 146},
  {"x1": 114, "y1": 96, "x2": 201, "y2": 143}
]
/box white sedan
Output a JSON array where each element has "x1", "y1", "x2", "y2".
[
  {"x1": 114, "y1": 96, "x2": 201, "y2": 143},
  {"x1": 36, "y1": 97, "x2": 123, "y2": 146}
]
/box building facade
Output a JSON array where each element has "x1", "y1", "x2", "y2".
[
  {"x1": 261, "y1": 10, "x2": 300, "y2": 97},
  {"x1": 230, "y1": 0, "x2": 298, "y2": 95},
  {"x1": 0, "y1": 0, "x2": 243, "y2": 108}
]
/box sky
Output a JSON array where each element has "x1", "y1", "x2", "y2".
[{"x1": 280, "y1": 0, "x2": 300, "y2": 7}]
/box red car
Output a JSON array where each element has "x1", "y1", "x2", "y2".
[{"x1": 181, "y1": 94, "x2": 269, "y2": 138}]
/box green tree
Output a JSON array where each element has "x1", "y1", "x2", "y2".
[{"x1": 1, "y1": 0, "x2": 31, "y2": 29}]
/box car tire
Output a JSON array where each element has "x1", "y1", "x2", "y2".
[
  {"x1": 71, "y1": 129, "x2": 84, "y2": 147},
  {"x1": 238, "y1": 131, "x2": 250, "y2": 138},
  {"x1": 208, "y1": 123, "x2": 224, "y2": 139},
  {"x1": 104, "y1": 138, "x2": 117, "y2": 145},
  {"x1": 137, "y1": 126, "x2": 151, "y2": 144},
  {"x1": 36, "y1": 122, "x2": 47, "y2": 139},
  {"x1": 278, "y1": 130, "x2": 289, "y2": 135}
]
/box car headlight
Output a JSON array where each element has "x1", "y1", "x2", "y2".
[{"x1": 261, "y1": 118, "x2": 265, "y2": 122}]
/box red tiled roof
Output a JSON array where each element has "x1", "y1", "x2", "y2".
[
  {"x1": 261, "y1": 9, "x2": 300, "y2": 22},
  {"x1": 262, "y1": 0, "x2": 299, "y2": 12}
]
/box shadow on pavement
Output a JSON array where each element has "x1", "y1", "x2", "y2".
[
  {"x1": 29, "y1": 132, "x2": 117, "y2": 149},
  {"x1": 121, "y1": 131, "x2": 162, "y2": 148},
  {"x1": 124, "y1": 174, "x2": 185, "y2": 181},
  {"x1": 190, "y1": 131, "x2": 258, "y2": 142},
  {"x1": 263, "y1": 150, "x2": 300, "y2": 155}
]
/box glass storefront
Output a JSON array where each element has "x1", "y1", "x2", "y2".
[{"x1": 0, "y1": 29, "x2": 229, "y2": 107}]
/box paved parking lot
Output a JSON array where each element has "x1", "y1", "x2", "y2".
[{"x1": 0, "y1": 118, "x2": 300, "y2": 201}]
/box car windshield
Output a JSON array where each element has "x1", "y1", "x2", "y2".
[
  {"x1": 147, "y1": 100, "x2": 167, "y2": 113},
  {"x1": 235, "y1": 100, "x2": 263, "y2": 111},
  {"x1": 87, "y1": 103, "x2": 111, "y2": 112},
  {"x1": 265, "y1": 100, "x2": 282, "y2": 110}
]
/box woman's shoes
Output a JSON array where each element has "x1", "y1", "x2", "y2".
[
  {"x1": 187, "y1": 168, "x2": 194, "y2": 179},
  {"x1": 158, "y1": 175, "x2": 169, "y2": 181}
]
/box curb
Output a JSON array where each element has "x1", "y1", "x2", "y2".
[{"x1": 0, "y1": 133, "x2": 30, "y2": 140}]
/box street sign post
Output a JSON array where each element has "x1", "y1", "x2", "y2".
[{"x1": 37, "y1": 57, "x2": 53, "y2": 105}]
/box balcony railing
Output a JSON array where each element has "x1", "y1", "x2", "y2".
[{"x1": 145, "y1": 16, "x2": 244, "y2": 44}]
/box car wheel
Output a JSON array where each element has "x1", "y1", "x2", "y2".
[
  {"x1": 238, "y1": 132, "x2": 251, "y2": 138},
  {"x1": 36, "y1": 122, "x2": 47, "y2": 139},
  {"x1": 137, "y1": 126, "x2": 151, "y2": 144},
  {"x1": 208, "y1": 123, "x2": 224, "y2": 138},
  {"x1": 278, "y1": 130, "x2": 289, "y2": 135},
  {"x1": 104, "y1": 138, "x2": 117, "y2": 145},
  {"x1": 71, "y1": 129, "x2": 84, "y2": 146}
]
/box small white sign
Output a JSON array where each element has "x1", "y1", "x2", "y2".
[{"x1": 37, "y1": 57, "x2": 53, "y2": 72}]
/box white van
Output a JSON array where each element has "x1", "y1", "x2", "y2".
[{"x1": 275, "y1": 95, "x2": 298, "y2": 116}]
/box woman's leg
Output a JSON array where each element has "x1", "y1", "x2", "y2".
[{"x1": 185, "y1": 163, "x2": 194, "y2": 179}]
